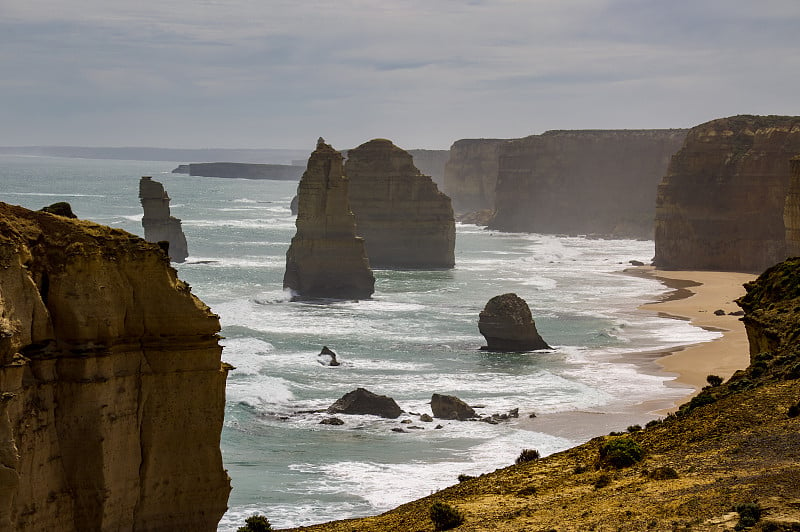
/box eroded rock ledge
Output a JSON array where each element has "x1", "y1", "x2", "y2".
[{"x1": 0, "y1": 202, "x2": 230, "y2": 531}]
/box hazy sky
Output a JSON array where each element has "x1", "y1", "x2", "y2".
[{"x1": 3, "y1": 1, "x2": 799, "y2": 150}]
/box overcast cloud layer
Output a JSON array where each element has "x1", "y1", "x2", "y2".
[{"x1": 2, "y1": 0, "x2": 799, "y2": 149}]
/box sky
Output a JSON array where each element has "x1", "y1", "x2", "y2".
[{"x1": 2, "y1": 0, "x2": 800, "y2": 150}]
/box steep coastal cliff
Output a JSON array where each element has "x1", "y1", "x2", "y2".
[
  {"x1": 284, "y1": 139, "x2": 375, "y2": 299},
  {"x1": 406, "y1": 149, "x2": 450, "y2": 187},
  {"x1": 784, "y1": 156, "x2": 800, "y2": 257},
  {"x1": 345, "y1": 139, "x2": 455, "y2": 269},
  {"x1": 655, "y1": 115, "x2": 800, "y2": 272},
  {"x1": 488, "y1": 129, "x2": 687, "y2": 238},
  {"x1": 288, "y1": 257, "x2": 800, "y2": 531},
  {"x1": 443, "y1": 139, "x2": 509, "y2": 212},
  {"x1": 0, "y1": 202, "x2": 230, "y2": 531},
  {"x1": 139, "y1": 176, "x2": 189, "y2": 262}
]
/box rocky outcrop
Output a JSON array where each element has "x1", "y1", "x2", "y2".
[
  {"x1": 327, "y1": 388, "x2": 402, "y2": 419},
  {"x1": 139, "y1": 176, "x2": 189, "y2": 263},
  {"x1": 487, "y1": 129, "x2": 687, "y2": 238},
  {"x1": 654, "y1": 115, "x2": 800, "y2": 272},
  {"x1": 284, "y1": 139, "x2": 375, "y2": 299},
  {"x1": 430, "y1": 393, "x2": 477, "y2": 420},
  {"x1": 174, "y1": 162, "x2": 305, "y2": 180},
  {"x1": 784, "y1": 156, "x2": 800, "y2": 256},
  {"x1": 444, "y1": 138, "x2": 509, "y2": 212},
  {"x1": 0, "y1": 202, "x2": 230, "y2": 531},
  {"x1": 345, "y1": 139, "x2": 455, "y2": 269},
  {"x1": 38, "y1": 202, "x2": 77, "y2": 218},
  {"x1": 478, "y1": 293, "x2": 550, "y2": 352}
]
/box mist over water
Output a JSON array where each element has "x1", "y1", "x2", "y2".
[{"x1": 0, "y1": 155, "x2": 718, "y2": 530}]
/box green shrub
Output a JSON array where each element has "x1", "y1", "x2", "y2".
[
  {"x1": 593, "y1": 473, "x2": 612, "y2": 489},
  {"x1": 645, "y1": 419, "x2": 661, "y2": 429},
  {"x1": 706, "y1": 374, "x2": 723, "y2": 387},
  {"x1": 734, "y1": 501, "x2": 761, "y2": 529},
  {"x1": 237, "y1": 514, "x2": 272, "y2": 532},
  {"x1": 788, "y1": 402, "x2": 800, "y2": 418},
  {"x1": 515, "y1": 448, "x2": 540, "y2": 464},
  {"x1": 627, "y1": 424, "x2": 642, "y2": 433},
  {"x1": 599, "y1": 437, "x2": 644, "y2": 468},
  {"x1": 430, "y1": 502, "x2": 464, "y2": 531},
  {"x1": 457, "y1": 473, "x2": 476, "y2": 483}
]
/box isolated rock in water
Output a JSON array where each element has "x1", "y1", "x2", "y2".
[
  {"x1": 479, "y1": 293, "x2": 551, "y2": 351},
  {"x1": 431, "y1": 393, "x2": 477, "y2": 420},
  {"x1": 327, "y1": 388, "x2": 402, "y2": 419},
  {"x1": 283, "y1": 139, "x2": 375, "y2": 300},
  {"x1": 0, "y1": 202, "x2": 230, "y2": 530},
  {"x1": 39, "y1": 201, "x2": 77, "y2": 218},
  {"x1": 318, "y1": 345, "x2": 340, "y2": 366},
  {"x1": 319, "y1": 417, "x2": 345, "y2": 426},
  {"x1": 345, "y1": 139, "x2": 455, "y2": 269},
  {"x1": 139, "y1": 176, "x2": 189, "y2": 262}
]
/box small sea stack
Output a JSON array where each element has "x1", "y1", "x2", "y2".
[
  {"x1": 478, "y1": 293, "x2": 550, "y2": 351},
  {"x1": 283, "y1": 138, "x2": 375, "y2": 300},
  {"x1": 139, "y1": 176, "x2": 189, "y2": 262}
]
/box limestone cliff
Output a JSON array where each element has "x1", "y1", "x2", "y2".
[
  {"x1": 139, "y1": 176, "x2": 189, "y2": 262},
  {"x1": 654, "y1": 115, "x2": 800, "y2": 272},
  {"x1": 443, "y1": 138, "x2": 509, "y2": 212},
  {"x1": 488, "y1": 130, "x2": 687, "y2": 238},
  {"x1": 784, "y1": 156, "x2": 800, "y2": 256},
  {"x1": 406, "y1": 149, "x2": 449, "y2": 187},
  {"x1": 0, "y1": 202, "x2": 230, "y2": 531},
  {"x1": 284, "y1": 139, "x2": 375, "y2": 299},
  {"x1": 345, "y1": 139, "x2": 455, "y2": 269}
]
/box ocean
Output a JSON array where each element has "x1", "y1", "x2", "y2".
[{"x1": 0, "y1": 155, "x2": 719, "y2": 530}]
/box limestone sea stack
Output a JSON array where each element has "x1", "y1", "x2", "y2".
[
  {"x1": 139, "y1": 176, "x2": 189, "y2": 262},
  {"x1": 0, "y1": 202, "x2": 230, "y2": 531},
  {"x1": 345, "y1": 139, "x2": 455, "y2": 269},
  {"x1": 284, "y1": 139, "x2": 375, "y2": 299},
  {"x1": 479, "y1": 293, "x2": 550, "y2": 351},
  {"x1": 654, "y1": 115, "x2": 800, "y2": 272}
]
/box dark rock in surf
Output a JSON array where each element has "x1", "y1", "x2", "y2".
[
  {"x1": 327, "y1": 388, "x2": 402, "y2": 419},
  {"x1": 431, "y1": 393, "x2": 477, "y2": 420},
  {"x1": 318, "y1": 346, "x2": 340, "y2": 366},
  {"x1": 478, "y1": 293, "x2": 550, "y2": 352},
  {"x1": 319, "y1": 417, "x2": 345, "y2": 426}
]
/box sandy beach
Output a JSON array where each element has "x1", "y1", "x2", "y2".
[{"x1": 521, "y1": 266, "x2": 757, "y2": 441}]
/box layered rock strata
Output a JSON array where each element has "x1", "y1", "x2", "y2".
[
  {"x1": 345, "y1": 139, "x2": 455, "y2": 269},
  {"x1": 478, "y1": 293, "x2": 550, "y2": 351},
  {"x1": 654, "y1": 115, "x2": 800, "y2": 272},
  {"x1": 139, "y1": 176, "x2": 189, "y2": 262},
  {"x1": 284, "y1": 139, "x2": 375, "y2": 299},
  {"x1": 0, "y1": 202, "x2": 230, "y2": 531},
  {"x1": 784, "y1": 156, "x2": 800, "y2": 257},
  {"x1": 443, "y1": 138, "x2": 509, "y2": 212},
  {"x1": 487, "y1": 130, "x2": 687, "y2": 238}
]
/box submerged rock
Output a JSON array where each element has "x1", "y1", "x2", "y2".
[
  {"x1": 327, "y1": 388, "x2": 402, "y2": 419},
  {"x1": 283, "y1": 138, "x2": 375, "y2": 300},
  {"x1": 139, "y1": 176, "x2": 189, "y2": 262},
  {"x1": 478, "y1": 293, "x2": 551, "y2": 351},
  {"x1": 431, "y1": 393, "x2": 477, "y2": 420}
]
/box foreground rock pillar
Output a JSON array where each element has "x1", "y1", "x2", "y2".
[
  {"x1": 139, "y1": 176, "x2": 189, "y2": 262},
  {"x1": 283, "y1": 138, "x2": 375, "y2": 299}
]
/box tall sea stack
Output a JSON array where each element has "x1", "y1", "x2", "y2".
[
  {"x1": 284, "y1": 138, "x2": 375, "y2": 299},
  {"x1": 0, "y1": 202, "x2": 230, "y2": 531},
  {"x1": 654, "y1": 115, "x2": 800, "y2": 272},
  {"x1": 345, "y1": 139, "x2": 455, "y2": 269},
  {"x1": 139, "y1": 176, "x2": 189, "y2": 262}
]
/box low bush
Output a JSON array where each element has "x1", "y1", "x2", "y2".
[
  {"x1": 626, "y1": 424, "x2": 642, "y2": 433},
  {"x1": 237, "y1": 514, "x2": 272, "y2": 532},
  {"x1": 593, "y1": 473, "x2": 612, "y2": 489},
  {"x1": 430, "y1": 502, "x2": 464, "y2": 531},
  {"x1": 788, "y1": 401, "x2": 800, "y2": 418},
  {"x1": 599, "y1": 437, "x2": 644, "y2": 468},
  {"x1": 515, "y1": 448, "x2": 540, "y2": 464},
  {"x1": 457, "y1": 473, "x2": 476, "y2": 483},
  {"x1": 706, "y1": 374, "x2": 723, "y2": 387},
  {"x1": 647, "y1": 466, "x2": 679, "y2": 480},
  {"x1": 734, "y1": 501, "x2": 761, "y2": 529}
]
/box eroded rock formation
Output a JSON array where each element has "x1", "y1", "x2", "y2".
[
  {"x1": 654, "y1": 115, "x2": 800, "y2": 272},
  {"x1": 284, "y1": 139, "x2": 375, "y2": 299},
  {"x1": 784, "y1": 157, "x2": 800, "y2": 257},
  {"x1": 478, "y1": 293, "x2": 550, "y2": 352},
  {"x1": 327, "y1": 388, "x2": 402, "y2": 419},
  {"x1": 488, "y1": 130, "x2": 687, "y2": 237},
  {"x1": 345, "y1": 139, "x2": 455, "y2": 269},
  {"x1": 0, "y1": 202, "x2": 230, "y2": 531},
  {"x1": 139, "y1": 176, "x2": 189, "y2": 262},
  {"x1": 444, "y1": 138, "x2": 509, "y2": 212}
]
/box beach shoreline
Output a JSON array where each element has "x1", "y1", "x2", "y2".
[{"x1": 520, "y1": 266, "x2": 756, "y2": 441}]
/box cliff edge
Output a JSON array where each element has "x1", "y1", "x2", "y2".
[{"x1": 0, "y1": 202, "x2": 230, "y2": 531}]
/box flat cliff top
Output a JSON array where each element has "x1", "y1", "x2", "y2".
[{"x1": 286, "y1": 259, "x2": 800, "y2": 532}]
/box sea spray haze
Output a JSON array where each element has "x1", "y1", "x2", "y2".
[{"x1": 0, "y1": 154, "x2": 719, "y2": 529}]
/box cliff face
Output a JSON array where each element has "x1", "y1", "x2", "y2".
[
  {"x1": 345, "y1": 139, "x2": 455, "y2": 269},
  {"x1": 488, "y1": 130, "x2": 687, "y2": 238},
  {"x1": 406, "y1": 149, "x2": 450, "y2": 187},
  {"x1": 654, "y1": 115, "x2": 800, "y2": 272},
  {"x1": 443, "y1": 139, "x2": 508, "y2": 212},
  {"x1": 0, "y1": 202, "x2": 230, "y2": 531},
  {"x1": 139, "y1": 176, "x2": 189, "y2": 262},
  {"x1": 284, "y1": 139, "x2": 375, "y2": 299},
  {"x1": 784, "y1": 157, "x2": 800, "y2": 256}
]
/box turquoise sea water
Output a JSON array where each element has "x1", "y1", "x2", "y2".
[{"x1": 0, "y1": 155, "x2": 719, "y2": 529}]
